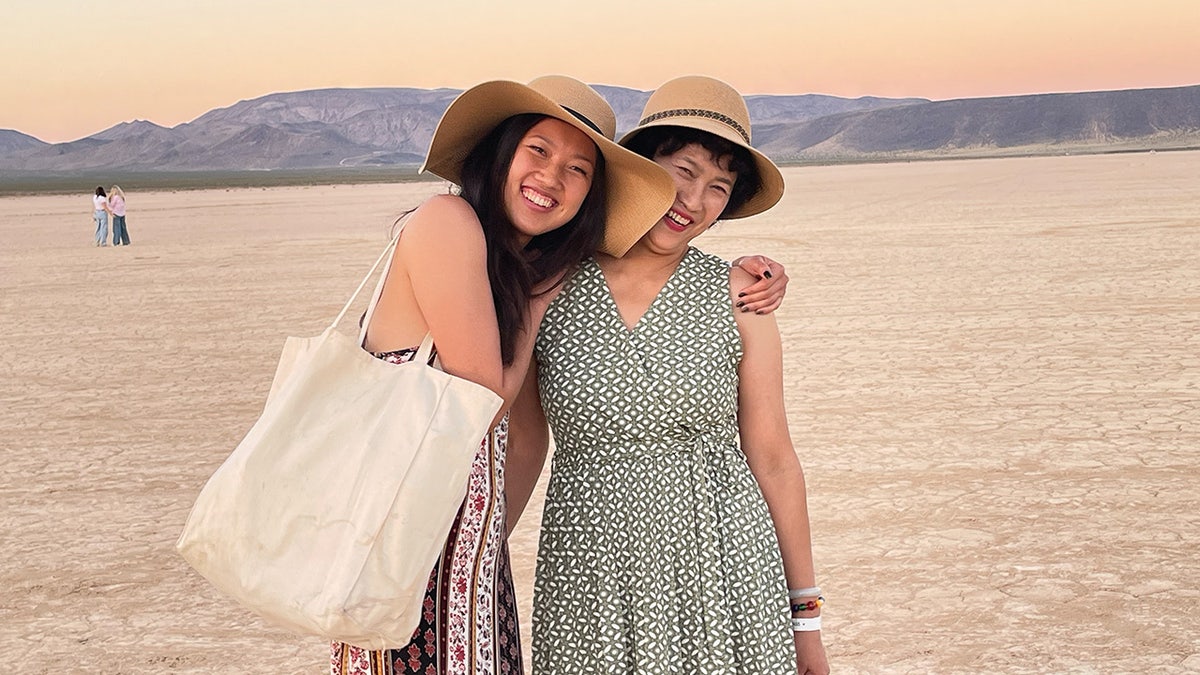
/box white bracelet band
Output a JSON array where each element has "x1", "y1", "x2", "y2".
[
  {"x1": 791, "y1": 616, "x2": 822, "y2": 632},
  {"x1": 788, "y1": 586, "x2": 822, "y2": 599}
]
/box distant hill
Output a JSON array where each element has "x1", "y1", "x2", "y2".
[
  {"x1": 0, "y1": 129, "x2": 47, "y2": 154},
  {"x1": 591, "y1": 84, "x2": 928, "y2": 137},
  {"x1": 756, "y1": 84, "x2": 1200, "y2": 160},
  {"x1": 744, "y1": 94, "x2": 928, "y2": 125},
  {"x1": 0, "y1": 86, "x2": 922, "y2": 173},
  {"x1": 1, "y1": 83, "x2": 1197, "y2": 175}
]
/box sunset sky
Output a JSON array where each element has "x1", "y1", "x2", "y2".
[{"x1": 5, "y1": 0, "x2": 1199, "y2": 143}]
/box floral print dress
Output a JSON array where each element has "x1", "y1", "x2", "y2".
[{"x1": 331, "y1": 347, "x2": 523, "y2": 675}]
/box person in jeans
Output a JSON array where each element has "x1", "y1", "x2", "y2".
[
  {"x1": 92, "y1": 186, "x2": 110, "y2": 246},
  {"x1": 109, "y1": 185, "x2": 130, "y2": 246}
]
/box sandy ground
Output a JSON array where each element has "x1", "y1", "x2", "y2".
[{"x1": 2, "y1": 152, "x2": 1198, "y2": 673}]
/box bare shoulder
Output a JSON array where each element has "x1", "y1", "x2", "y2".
[
  {"x1": 400, "y1": 194, "x2": 485, "y2": 256},
  {"x1": 415, "y1": 193, "x2": 478, "y2": 221},
  {"x1": 730, "y1": 265, "x2": 777, "y2": 331},
  {"x1": 729, "y1": 265, "x2": 759, "y2": 299}
]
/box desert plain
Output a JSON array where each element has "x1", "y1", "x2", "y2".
[{"x1": 1, "y1": 151, "x2": 1198, "y2": 673}]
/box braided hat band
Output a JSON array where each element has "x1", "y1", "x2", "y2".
[
  {"x1": 620, "y1": 76, "x2": 784, "y2": 219},
  {"x1": 638, "y1": 108, "x2": 751, "y2": 144}
]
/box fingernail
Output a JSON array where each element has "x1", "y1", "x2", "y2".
[
  {"x1": 741, "y1": 307, "x2": 750, "y2": 312},
  {"x1": 738, "y1": 292, "x2": 746, "y2": 298},
  {"x1": 756, "y1": 310, "x2": 765, "y2": 315},
  {"x1": 736, "y1": 301, "x2": 744, "y2": 308},
  {"x1": 763, "y1": 270, "x2": 773, "y2": 279}
]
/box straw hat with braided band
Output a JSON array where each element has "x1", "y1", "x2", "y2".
[
  {"x1": 422, "y1": 76, "x2": 675, "y2": 257},
  {"x1": 620, "y1": 76, "x2": 785, "y2": 219}
]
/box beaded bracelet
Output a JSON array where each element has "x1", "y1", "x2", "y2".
[
  {"x1": 791, "y1": 596, "x2": 825, "y2": 614},
  {"x1": 791, "y1": 616, "x2": 822, "y2": 632}
]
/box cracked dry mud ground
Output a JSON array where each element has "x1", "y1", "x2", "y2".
[{"x1": 2, "y1": 151, "x2": 1197, "y2": 673}]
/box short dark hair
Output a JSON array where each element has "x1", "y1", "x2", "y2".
[
  {"x1": 95, "y1": 186, "x2": 106, "y2": 197},
  {"x1": 625, "y1": 126, "x2": 761, "y2": 219}
]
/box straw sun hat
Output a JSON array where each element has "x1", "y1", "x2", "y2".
[
  {"x1": 422, "y1": 76, "x2": 675, "y2": 257},
  {"x1": 620, "y1": 76, "x2": 785, "y2": 219}
]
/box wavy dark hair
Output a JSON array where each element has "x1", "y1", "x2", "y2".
[
  {"x1": 458, "y1": 113, "x2": 607, "y2": 364},
  {"x1": 624, "y1": 126, "x2": 760, "y2": 219}
]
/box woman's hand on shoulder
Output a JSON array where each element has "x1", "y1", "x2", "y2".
[
  {"x1": 731, "y1": 254, "x2": 788, "y2": 315},
  {"x1": 730, "y1": 266, "x2": 778, "y2": 327},
  {"x1": 730, "y1": 264, "x2": 785, "y2": 425}
]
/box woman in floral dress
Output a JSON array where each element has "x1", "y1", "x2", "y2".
[{"x1": 330, "y1": 76, "x2": 676, "y2": 675}]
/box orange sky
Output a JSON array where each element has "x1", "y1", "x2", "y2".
[{"x1": 4, "y1": 0, "x2": 1198, "y2": 143}]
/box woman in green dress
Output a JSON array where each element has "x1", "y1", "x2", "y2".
[{"x1": 508, "y1": 76, "x2": 829, "y2": 674}]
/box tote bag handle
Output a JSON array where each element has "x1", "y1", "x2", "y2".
[{"x1": 324, "y1": 216, "x2": 436, "y2": 364}]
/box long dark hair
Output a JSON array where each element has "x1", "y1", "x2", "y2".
[{"x1": 458, "y1": 113, "x2": 607, "y2": 364}]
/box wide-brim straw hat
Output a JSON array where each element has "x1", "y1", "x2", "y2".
[
  {"x1": 422, "y1": 76, "x2": 675, "y2": 257},
  {"x1": 620, "y1": 76, "x2": 785, "y2": 219}
]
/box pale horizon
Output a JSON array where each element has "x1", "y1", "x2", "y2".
[{"x1": 5, "y1": 0, "x2": 1199, "y2": 143}]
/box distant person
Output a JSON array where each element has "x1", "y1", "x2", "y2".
[
  {"x1": 109, "y1": 185, "x2": 130, "y2": 246},
  {"x1": 92, "y1": 187, "x2": 110, "y2": 247}
]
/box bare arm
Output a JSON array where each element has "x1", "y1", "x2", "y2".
[
  {"x1": 493, "y1": 271, "x2": 568, "y2": 415},
  {"x1": 731, "y1": 255, "x2": 789, "y2": 314},
  {"x1": 392, "y1": 196, "x2": 505, "y2": 399},
  {"x1": 366, "y1": 195, "x2": 550, "y2": 427},
  {"x1": 731, "y1": 267, "x2": 828, "y2": 675},
  {"x1": 505, "y1": 358, "x2": 550, "y2": 535}
]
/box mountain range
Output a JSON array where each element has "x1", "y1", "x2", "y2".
[{"x1": 2, "y1": 83, "x2": 1198, "y2": 174}]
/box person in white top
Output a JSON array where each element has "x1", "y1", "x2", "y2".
[{"x1": 92, "y1": 186, "x2": 112, "y2": 247}]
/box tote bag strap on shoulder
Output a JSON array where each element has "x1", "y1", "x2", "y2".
[{"x1": 322, "y1": 215, "x2": 431, "y2": 361}]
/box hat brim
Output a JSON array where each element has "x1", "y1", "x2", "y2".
[
  {"x1": 620, "y1": 117, "x2": 784, "y2": 219},
  {"x1": 422, "y1": 81, "x2": 675, "y2": 257}
]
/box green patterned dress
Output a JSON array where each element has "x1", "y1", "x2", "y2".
[{"x1": 532, "y1": 248, "x2": 794, "y2": 673}]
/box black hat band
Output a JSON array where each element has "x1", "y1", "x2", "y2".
[{"x1": 562, "y1": 106, "x2": 604, "y2": 136}]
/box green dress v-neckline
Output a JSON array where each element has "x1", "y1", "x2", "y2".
[{"x1": 594, "y1": 248, "x2": 694, "y2": 335}]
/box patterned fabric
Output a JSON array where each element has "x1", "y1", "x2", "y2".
[
  {"x1": 331, "y1": 348, "x2": 523, "y2": 675},
  {"x1": 637, "y1": 108, "x2": 751, "y2": 143},
  {"x1": 532, "y1": 248, "x2": 794, "y2": 674}
]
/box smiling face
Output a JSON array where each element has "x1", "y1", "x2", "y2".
[
  {"x1": 503, "y1": 117, "x2": 598, "y2": 244},
  {"x1": 639, "y1": 142, "x2": 737, "y2": 254}
]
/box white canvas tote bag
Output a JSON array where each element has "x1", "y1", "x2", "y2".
[{"x1": 177, "y1": 230, "x2": 502, "y2": 649}]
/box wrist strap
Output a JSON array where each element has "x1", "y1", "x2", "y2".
[{"x1": 791, "y1": 616, "x2": 822, "y2": 632}]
